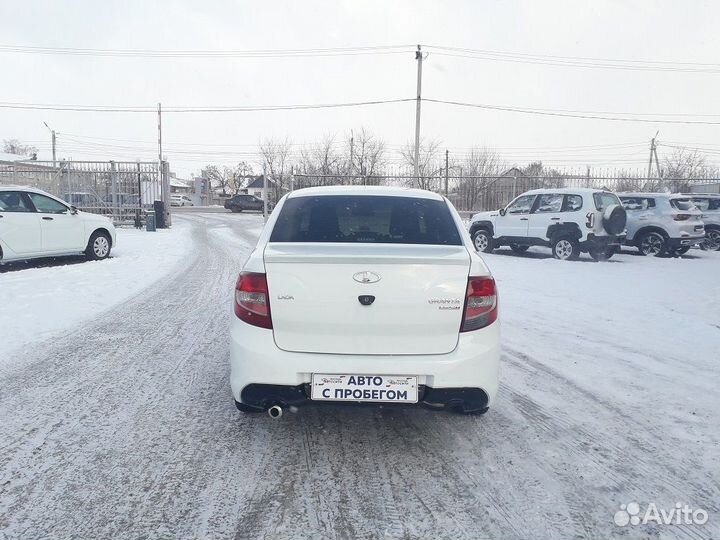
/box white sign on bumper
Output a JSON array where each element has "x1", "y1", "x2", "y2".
[{"x1": 311, "y1": 374, "x2": 418, "y2": 403}]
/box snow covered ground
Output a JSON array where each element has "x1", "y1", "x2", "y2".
[
  {"x1": 0, "y1": 213, "x2": 718, "y2": 539},
  {"x1": 0, "y1": 221, "x2": 193, "y2": 364}
]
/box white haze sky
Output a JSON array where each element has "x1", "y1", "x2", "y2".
[{"x1": 1, "y1": 0, "x2": 719, "y2": 177}]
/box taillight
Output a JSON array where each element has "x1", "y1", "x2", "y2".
[
  {"x1": 673, "y1": 214, "x2": 691, "y2": 221},
  {"x1": 460, "y1": 276, "x2": 498, "y2": 332},
  {"x1": 234, "y1": 272, "x2": 272, "y2": 329}
]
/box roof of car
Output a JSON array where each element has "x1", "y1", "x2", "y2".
[
  {"x1": 681, "y1": 192, "x2": 720, "y2": 197},
  {"x1": 0, "y1": 185, "x2": 55, "y2": 198},
  {"x1": 520, "y1": 187, "x2": 613, "y2": 196},
  {"x1": 286, "y1": 185, "x2": 444, "y2": 200},
  {"x1": 618, "y1": 192, "x2": 688, "y2": 198}
]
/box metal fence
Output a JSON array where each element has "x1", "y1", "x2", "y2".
[
  {"x1": 291, "y1": 172, "x2": 720, "y2": 212},
  {"x1": 0, "y1": 160, "x2": 167, "y2": 224}
]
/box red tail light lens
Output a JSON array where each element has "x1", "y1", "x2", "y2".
[
  {"x1": 234, "y1": 272, "x2": 272, "y2": 329},
  {"x1": 461, "y1": 277, "x2": 498, "y2": 332},
  {"x1": 673, "y1": 214, "x2": 691, "y2": 221}
]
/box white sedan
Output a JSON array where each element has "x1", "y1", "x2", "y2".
[
  {"x1": 170, "y1": 194, "x2": 194, "y2": 207},
  {"x1": 0, "y1": 186, "x2": 117, "y2": 263},
  {"x1": 230, "y1": 186, "x2": 500, "y2": 417}
]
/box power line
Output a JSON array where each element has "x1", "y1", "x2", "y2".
[
  {"x1": 0, "y1": 98, "x2": 414, "y2": 113},
  {"x1": 423, "y1": 98, "x2": 720, "y2": 125}
]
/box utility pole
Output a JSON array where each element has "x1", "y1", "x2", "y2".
[
  {"x1": 653, "y1": 143, "x2": 662, "y2": 178},
  {"x1": 444, "y1": 149, "x2": 449, "y2": 197},
  {"x1": 414, "y1": 44, "x2": 424, "y2": 178},
  {"x1": 647, "y1": 131, "x2": 659, "y2": 179},
  {"x1": 157, "y1": 102, "x2": 163, "y2": 206},
  {"x1": 262, "y1": 162, "x2": 268, "y2": 221},
  {"x1": 43, "y1": 122, "x2": 56, "y2": 167}
]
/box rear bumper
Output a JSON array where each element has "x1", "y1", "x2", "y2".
[
  {"x1": 581, "y1": 233, "x2": 625, "y2": 251},
  {"x1": 229, "y1": 316, "x2": 500, "y2": 410},
  {"x1": 238, "y1": 384, "x2": 490, "y2": 412},
  {"x1": 668, "y1": 236, "x2": 705, "y2": 248}
]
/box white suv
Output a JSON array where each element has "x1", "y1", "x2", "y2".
[
  {"x1": 618, "y1": 193, "x2": 705, "y2": 256},
  {"x1": 685, "y1": 193, "x2": 720, "y2": 251},
  {"x1": 469, "y1": 188, "x2": 627, "y2": 260},
  {"x1": 0, "y1": 186, "x2": 116, "y2": 263},
  {"x1": 230, "y1": 186, "x2": 500, "y2": 416}
]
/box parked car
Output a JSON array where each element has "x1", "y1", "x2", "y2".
[
  {"x1": 230, "y1": 186, "x2": 499, "y2": 417},
  {"x1": 684, "y1": 193, "x2": 720, "y2": 251},
  {"x1": 618, "y1": 193, "x2": 705, "y2": 256},
  {"x1": 103, "y1": 193, "x2": 140, "y2": 208},
  {"x1": 468, "y1": 188, "x2": 627, "y2": 261},
  {"x1": 170, "y1": 194, "x2": 194, "y2": 207},
  {"x1": 0, "y1": 186, "x2": 116, "y2": 263},
  {"x1": 224, "y1": 194, "x2": 264, "y2": 213},
  {"x1": 62, "y1": 192, "x2": 109, "y2": 212}
]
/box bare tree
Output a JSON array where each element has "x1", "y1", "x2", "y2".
[
  {"x1": 202, "y1": 165, "x2": 230, "y2": 196},
  {"x1": 343, "y1": 128, "x2": 386, "y2": 183},
  {"x1": 400, "y1": 138, "x2": 441, "y2": 190},
  {"x1": 457, "y1": 147, "x2": 504, "y2": 211},
  {"x1": 3, "y1": 139, "x2": 38, "y2": 157},
  {"x1": 296, "y1": 135, "x2": 342, "y2": 187},
  {"x1": 229, "y1": 161, "x2": 255, "y2": 194},
  {"x1": 259, "y1": 137, "x2": 293, "y2": 203}
]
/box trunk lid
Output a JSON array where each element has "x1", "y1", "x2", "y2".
[{"x1": 264, "y1": 243, "x2": 471, "y2": 355}]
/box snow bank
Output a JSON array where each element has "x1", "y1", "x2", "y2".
[{"x1": 0, "y1": 222, "x2": 194, "y2": 363}]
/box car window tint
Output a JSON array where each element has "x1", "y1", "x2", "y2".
[
  {"x1": 270, "y1": 195, "x2": 462, "y2": 245},
  {"x1": 691, "y1": 198, "x2": 709, "y2": 211},
  {"x1": 563, "y1": 195, "x2": 583, "y2": 212},
  {"x1": 709, "y1": 199, "x2": 720, "y2": 210},
  {"x1": 594, "y1": 192, "x2": 620, "y2": 211},
  {"x1": 670, "y1": 199, "x2": 694, "y2": 211},
  {"x1": 28, "y1": 193, "x2": 69, "y2": 214},
  {"x1": 506, "y1": 195, "x2": 536, "y2": 215},
  {"x1": 535, "y1": 194, "x2": 563, "y2": 213},
  {"x1": 0, "y1": 192, "x2": 33, "y2": 212}
]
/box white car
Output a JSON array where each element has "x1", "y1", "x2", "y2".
[
  {"x1": 469, "y1": 188, "x2": 627, "y2": 260},
  {"x1": 618, "y1": 193, "x2": 705, "y2": 256},
  {"x1": 0, "y1": 186, "x2": 116, "y2": 263},
  {"x1": 230, "y1": 186, "x2": 500, "y2": 417},
  {"x1": 171, "y1": 194, "x2": 194, "y2": 207},
  {"x1": 684, "y1": 193, "x2": 720, "y2": 251}
]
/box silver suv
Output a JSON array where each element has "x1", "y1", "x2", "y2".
[
  {"x1": 618, "y1": 193, "x2": 705, "y2": 256},
  {"x1": 469, "y1": 188, "x2": 626, "y2": 260},
  {"x1": 684, "y1": 193, "x2": 720, "y2": 251}
]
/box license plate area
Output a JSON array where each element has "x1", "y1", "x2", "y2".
[{"x1": 311, "y1": 374, "x2": 418, "y2": 403}]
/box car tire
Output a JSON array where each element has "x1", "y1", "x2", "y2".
[
  {"x1": 230, "y1": 208, "x2": 240, "y2": 213},
  {"x1": 638, "y1": 231, "x2": 667, "y2": 257},
  {"x1": 85, "y1": 230, "x2": 112, "y2": 261},
  {"x1": 472, "y1": 230, "x2": 494, "y2": 253},
  {"x1": 234, "y1": 400, "x2": 264, "y2": 413},
  {"x1": 510, "y1": 244, "x2": 529, "y2": 255},
  {"x1": 551, "y1": 236, "x2": 580, "y2": 260},
  {"x1": 701, "y1": 228, "x2": 720, "y2": 251}
]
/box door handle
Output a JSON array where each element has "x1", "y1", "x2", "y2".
[
  {"x1": 551, "y1": 217, "x2": 560, "y2": 220},
  {"x1": 520, "y1": 218, "x2": 529, "y2": 221},
  {"x1": 42, "y1": 216, "x2": 54, "y2": 221}
]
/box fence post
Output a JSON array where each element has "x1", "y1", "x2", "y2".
[
  {"x1": 110, "y1": 160, "x2": 118, "y2": 222},
  {"x1": 162, "y1": 161, "x2": 171, "y2": 227}
]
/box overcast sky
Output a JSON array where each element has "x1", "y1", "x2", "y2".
[{"x1": 1, "y1": 0, "x2": 719, "y2": 177}]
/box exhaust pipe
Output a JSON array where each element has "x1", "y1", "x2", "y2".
[{"x1": 268, "y1": 405, "x2": 283, "y2": 419}]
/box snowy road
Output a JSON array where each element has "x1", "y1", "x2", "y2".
[{"x1": 1, "y1": 213, "x2": 718, "y2": 540}]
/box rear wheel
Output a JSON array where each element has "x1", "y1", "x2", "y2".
[
  {"x1": 472, "y1": 229, "x2": 494, "y2": 253},
  {"x1": 638, "y1": 231, "x2": 666, "y2": 257},
  {"x1": 701, "y1": 229, "x2": 720, "y2": 251},
  {"x1": 670, "y1": 246, "x2": 690, "y2": 257},
  {"x1": 552, "y1": 237, "x2": 580, "y2": 260},
  {"x1": 85, "y1": 231, "x2": 112, "y2": 261},
  {"x1": 510, "y1": 244, "x2": 529, "y2": 255}
]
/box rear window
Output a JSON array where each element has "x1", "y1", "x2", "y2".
[
  {"x1": 593, "y1": 192, "x2": 621, "y2": 211},
  {"x1": 670, "y1": 198, "x2": 694, "y2": 211},
  {"x1": 270, "y1": 195, "x2": 462, "y2": 245}
]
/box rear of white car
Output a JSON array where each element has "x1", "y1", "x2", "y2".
[{"x1": 229, "y1": 187, "x2": 500, "y2": 415}]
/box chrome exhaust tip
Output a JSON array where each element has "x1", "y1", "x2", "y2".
[{"x1": 268, "y1": 405, "x2": 283, "y2": 419}]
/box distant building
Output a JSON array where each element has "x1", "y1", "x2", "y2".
[{"x1": 245, "y1": 175, "x2": 282, "y2": 202}]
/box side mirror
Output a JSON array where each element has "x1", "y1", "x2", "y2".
[
  {"x1": 499, "y1": 208, "x2": 506, "y2": 217},
  {"x1": 70, "y1": 206, "x2": 78, "y2": 215}
]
